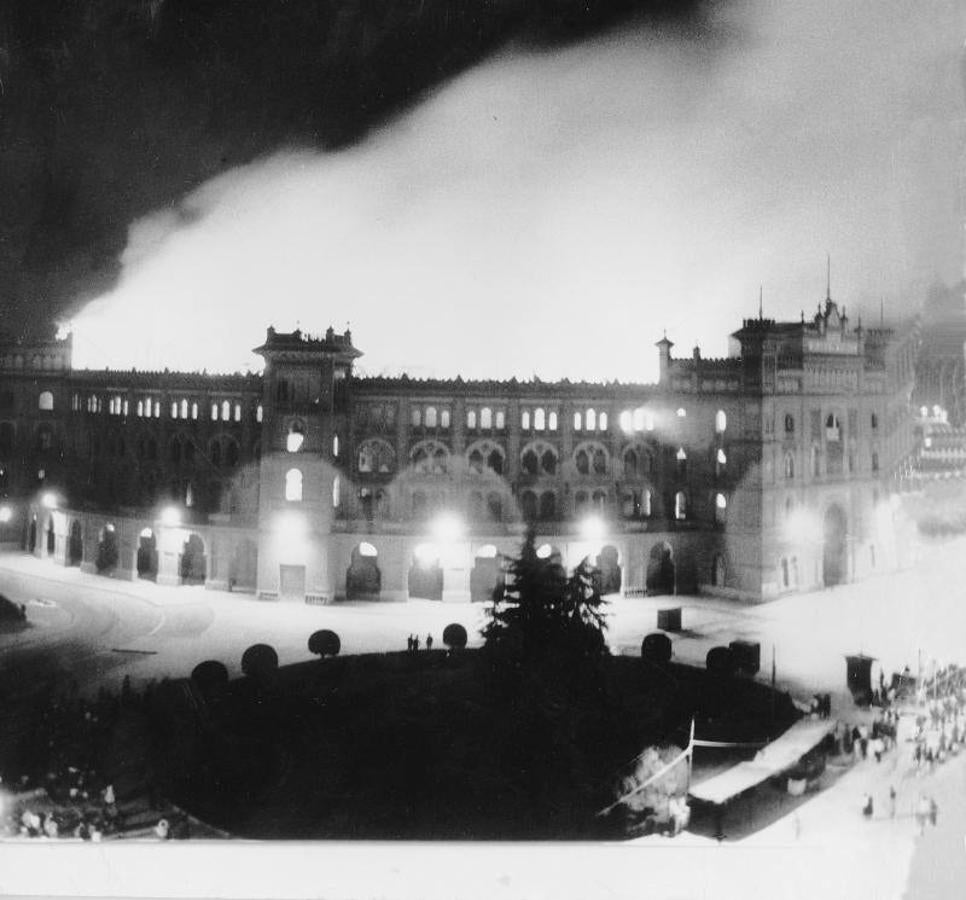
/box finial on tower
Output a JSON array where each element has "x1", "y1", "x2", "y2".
[{"x1": 826, "y1": 253, "x2": 831, "y2": 302}]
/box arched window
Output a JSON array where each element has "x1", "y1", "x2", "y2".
[
  {"x1": 871, "y1": 412, "x2": 879, "y2": 430},
  {"x1": 358, "y1": 439, "x2": 396, "y2": 474},
  {"x1": 642, "y1": 488, "x2": 652, "y2": 517},
  {"x1": 574, "y1": 490, "x2": 589, "y2": 515},
  {"x1": 481, "y1": 407, "x2": 493, "y2": 429},
  {"x1": 256, "y1": 404, "x2": 263, "y2": 423},
  {"x1": 234, "y1": 403, "x2": 241, "y2": 422},
  {"x1": 221, "y1": 401, "x2": 231, "y2": 421},
  {"x1": 619, "y1": 411, "x2": 632, "y2": 433},
  {"x1": 411, "y1": 407, "x2": 422, "y2": 428},
  {"x1": 488, "y1": 449, "x2": 504, "y2": 475},
  {"x1": 495, "y1": 410, "x2": 505, "y2": 430},
  {"x1": 541, "y1": 449, "x2": 557, "y2": 475},
  {"x1": 191, "y1": 402, "x2": 199, "y2": 420},
  {"x1": 411, "y1": 441, "x2": 448, "y2": 475},
  {"x1": 586, "y1": 409, "x2": 597, "y2": 431},
  {"x1": 171, "y1": 402, "x2": 179, "y2": 419},
  {"x1": 784, "y1": 452, "x2": 795, "y2": 479},
  {"x1": 425, "y1": 406, "x2": 438, "y2": 428},
  {"x1": 593, "y1": 447, "x2": 607, "y2": 474},
  {"x1": 715, "y1": 410, "x2": 727, "y2": 433},
  {"x1": 785, "y1": 414, "x2": 795, "y2": 434},
  {"x1": 467, "y1": 409, "x2": 477, "y2": 430},
  {"x1": 592, "y1": 489, "x2": 607, "y2": 510},
  {"x1": 521, "y1": 410, "x2": 531, "y2": 431},
  {"x1": 38, "y1": 391, "x2": 54, "y2": 411},
  {"x1": 715, "y1": 492, "x2": 727, "y2": 516},
  {"x1": 287, "y1": 421, "x2": 305, "y2": 453},
  {"x1": 469, "y1": 449, "x2": 485, "y2": 473},
  {"x1": 180, "y1": 399, "x2": 189, "y2": 419},
  {"x1": 332, "y1": 476, "x2": 341, "y2": 508},
  {"x1": 440, "y1": 408, "x2": 450, "y2": 429},
  {"x1": 211, "y1": 403, "x2": 219, "y2": 421},
  {"x1": 624, "y1": 448, "x2": 639, "y2": 477},
  {"x1": 825, "y1": 414, "x2": 841, "y2": 441},
  {"x1": 153, "y1": 400, "x2": 160, "y2": 418},
  {"x1": 575, "y1": 449, "x2": 589, "y2": 475},
  {"x1": 717, "y1": 448, "x2": 727, "y2": 465},
  {"x1": 285, "y1": 468, "x2": 303, "y2": 502},
  {"x1": 871, "y1": 450, "x2": 879, "y2": 473},
  {"x1": 598, "y1": 411, "x2": 608, "y2": 432},
  {"x1": 534, "y1": 408, "x2": 545, "y2": 431},
  {"x1": 548, "y1": 411, "x2": 558, "y2": 431},
  {"x1": 574, "y1": 411, "x2": 582, "y2": 432},
  {"x1": 676, "y1": 407, "x2": 687, "y2": 418},
  {"x1": 674, "y1": 491, "x2": 687, "y2": 520},
  {"x1": 137, "y1": 400, "x2": 144, "y2": 417},
  {"x1": 522, "y1": 449, "x2": 539, "y2": 475},
  {"x1": 332, "y1": 435, "x2": 340, "y2": 458}
]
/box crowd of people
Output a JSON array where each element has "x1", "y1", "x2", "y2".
[
  {"x1": 911, "y1": 663, "x2": 966, "y2": 774},
  {"x1": 0, "y1": 678, "x2": 184, "y2": 841}
]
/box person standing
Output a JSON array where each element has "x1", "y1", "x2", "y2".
[
  {"x1": 889, "y1": 785, "x2": 896, "y2": 819},
  {"x1": 426, "y1": 634, "x2": 433, "y2": 651}
]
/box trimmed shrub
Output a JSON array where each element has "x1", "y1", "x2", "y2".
[
  {"x1": 641, "y1": 632, "x2": 672, "y2": 664},
  {"x1": 442, "y1": 623, "x2": 468, "y2": 652},
  {"x1": 308, "y1": 629, "x2": 341, "y2": 658},
  {"x1": 241, "y1": 643, "x2": 279, "y2": 680},
  {"x1": 191, "y1": 660, "x2": 229, "y2": 698},
  {"x1": 706, "y1": 646, "x2": 735, "y2": 677}
]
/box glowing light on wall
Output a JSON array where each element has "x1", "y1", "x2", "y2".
[
  {"x1": 0, "y1": 506, "x2": 12, "y2": 524},
  {"x1": 41, "y1": 492, "x2": 58, "y2": 509},
  {"x1": 579, "y1": 515, "x2": 605, "y2": 542},
  {"x1": 358, "y1": 542, "x2": 378, "y2": 557},
  {"x1": 535, "y1": 543, "x2": 553, "y2": 559},
  {"x1": 431, "y1": 512, "x2": 463, "y2": 543},
  {"x1": 414, "y1": 542, "x2": 440, "y2": 567},
  {"x1": 160, "y1": 506, "x2": 181, "y2": 527}
]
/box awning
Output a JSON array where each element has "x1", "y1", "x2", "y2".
[{"x1": 688, "y1": 718, "x2": 834, "y2": 806}]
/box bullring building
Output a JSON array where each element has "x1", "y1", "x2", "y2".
[{"x1": 0, "y1": 296, "x2": 917, "y2": 603}]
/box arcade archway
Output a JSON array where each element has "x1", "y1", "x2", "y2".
[
  {"x1": 180, "y1": 533, "x2": 207, "y2": 584},
  {"x1": 408, "y1": 544, "x2": 443, "y2": 601},
  {"x1": 45, "y1": 517, "x2": 55, "y2": 556},
  {"x1": 137, "y1": 528, "x2": 158, "y2": 580},
  {"x1": 596, "y1": 545, "x2": 622, "y2": 595},
  {"x1": 646, "y1": 542, "x2": 675, "y2": 595},
  {"x1": 346, "y1": 542, "x2": 382, "y2": 601},
  {"x1": 68, "y1": 520, "x2": 83, "y2": 566},
  {"x1": 96, "y1": 525, "x2": 119, "y2": 573},
  {"x1": 823, "y1": 505, "x2": 848, "y2": 587},
  {"x1": 470, "y1": 545, "x2": 504, "y2": 603}
]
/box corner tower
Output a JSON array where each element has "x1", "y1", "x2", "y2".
[{"x1": 253, "y1": 326, "x2": 361, "y2": 601}]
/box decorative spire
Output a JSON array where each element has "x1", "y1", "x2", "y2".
[
  {"x1": 826, "y1": 253, "x2": 831, "y2": 302},
  {"x1": 758, "y1": 284, "x2": 763, "y2": 320}
]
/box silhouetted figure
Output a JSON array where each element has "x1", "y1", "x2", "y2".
[
  {"x1": 426, "y1": 634, "x2": 433, "y2": 651},
  {"x1": 413, "y1": 635, "x2": 420, "y2": 652}
]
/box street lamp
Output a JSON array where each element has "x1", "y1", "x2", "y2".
[{"x1": 41, "y1": 492, "x2": 58, "y2": 510}]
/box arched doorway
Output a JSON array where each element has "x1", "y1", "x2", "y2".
[
  {"x1": 408, "y1": 543, "x2": 443, "y2": 601},
  {"x1": 68, "y1": 520, "x2": 83, "y2": 566},
  {"x1": 45, "y1": 517, "x2": 55, "y2": 556},
  {"x1": 96, "y1": 525, "x2": 119, "y2": 573},
  {"x1": 137, "y1": 528, "x2": 158, "y2": 580},
  {"x1": 596, "y1": 545, "x2": 622, "y2": 595},
  {"x1": 180, "y1": 533, "x2": 207, "y2": 584},
  {"x1": 27, "y1": 516, "x2": 37, "y2": 553},
  {"x1": 346, "y1": 542, "x2": 382, "y2": 601},
  {"x1": 470, "y1": 545, "x2": 504, "y2": 603},
  {"x1": 646, "y1": 542, "x2": 675, "y2": 595},
  {"x1": 823, "y1": 505, "x2": 848, "y2": 587}
]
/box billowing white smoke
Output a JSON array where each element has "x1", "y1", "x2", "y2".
[{"x1": 67, "y1": 0, "x2": 964, "y2": 380}]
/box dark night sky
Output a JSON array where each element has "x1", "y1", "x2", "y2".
[
  {"x1": 1, "y1": 1, "x2": 963, "y2": 379},
  {"x1": 0, "y1": 0, "x2": 708, "y2": 339}
]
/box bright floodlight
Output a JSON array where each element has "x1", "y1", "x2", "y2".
[
  {"x1": 0, "y1": 505, "x2": 11, "y2": 524},
  {"x1": 579, "y1": 515, "x2": 605, "y2": 542},
  {"x1": 535, "y1": 543, "x2": 553, "y2": 559},
  {"x1": 286, "y1": 432, "x2": 305, "y2": 453},
  {"x1": 275, "y1": 510, "x2": 307, "y2": 543},
  {"x1": 359, "y1": 542, "x2": 378, "y2": 557},
  {"x1": 431, "y1": 512, "x2": 463, "y2": 543},
  {"x1": 41, "y1": 492, "x2": 57, "y2": 509},
  {"x1": 160, "y1": 506, "x2": 181, "y2": 527},
  {"x1": 414, "y1": 542, "x2": 439, "y2": 566}
]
